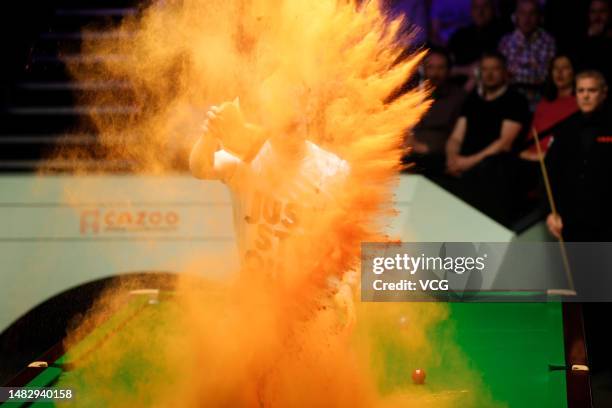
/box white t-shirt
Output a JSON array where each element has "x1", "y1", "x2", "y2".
[{"x1": 214, "y1": 140, "x2": 349, "y2": 276}]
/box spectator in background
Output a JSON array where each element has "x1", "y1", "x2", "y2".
[
  {"x1": 445, "y1": 52, "x2": 530, "y2": 225},
  {"x1": 520, "y1": 54, "x2": 579, "y2": 161},
  {"x1": 448, "y1": 0, "x2": 508, "y2": 91},
  {"x1": 430, "y1": 0, "x2": 472, "y2": 45},
  {"x1": 574, "y1": 0, "x2": 612, "y2": 84},
  {"x1": 512, "y1": 55, "x2": 578, "y2": 217},
  {"x1": 499, "y1": 0, "x2": 556, "y2": 109},
  {"x1": 587, "y1": 0, "x2": 612, "y2": 37},
  {"x1": 405, "y1": 48, "x2": 466, "y2": 173}
]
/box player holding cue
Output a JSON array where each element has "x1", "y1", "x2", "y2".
[
  {"x1": 188, "y1": 89, "x2": 356, "y2": 329},
  {"x1": 543, "y1": 70, "x2": 612, "y2": 376}
]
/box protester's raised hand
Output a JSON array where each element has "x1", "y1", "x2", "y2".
[{"x1": 203, "y1": 98, "x2": 247, "y2": 145}]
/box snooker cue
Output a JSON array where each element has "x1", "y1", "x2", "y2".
[{"x1": 531, "y1": 127, "x2": 577, "y2": 296}]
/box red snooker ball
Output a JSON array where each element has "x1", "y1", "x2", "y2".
[{"x1": 412, "y1": 368, "x2": 426, "y2": 385}]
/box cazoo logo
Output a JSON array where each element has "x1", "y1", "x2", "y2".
[{"x1": 80, "y1": 209, "x2": 180, "y2": 234}]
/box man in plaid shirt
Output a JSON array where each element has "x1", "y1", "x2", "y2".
[{"x1": 499, "y1": 0, "x2": 556, "y2": 108}]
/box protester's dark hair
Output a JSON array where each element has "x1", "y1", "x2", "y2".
[{"x1": 543, "y1": 54, "x2": 576, "y2": 101}]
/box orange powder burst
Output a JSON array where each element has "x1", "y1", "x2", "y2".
[{"x1": 51, "y1": 1, "x2": 503, "y2": 407}]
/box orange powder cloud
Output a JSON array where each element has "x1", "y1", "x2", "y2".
[{"x1": 50, "y1": 1, "x2": 504, "y2": 407}]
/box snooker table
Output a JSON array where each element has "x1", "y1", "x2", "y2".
[
  {"x1": 0, "y1": 174, "x2": 591, "y2": 407},
  {"x1": 1, "y1": 289, "x2": 590, "y2": 408}
]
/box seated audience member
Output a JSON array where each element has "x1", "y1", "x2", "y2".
[
  {"x1": 512, "y1": 55, "x2": 578, "y2": 213},
  {"x1": 448, "y1": 0, "x2": 508, "y2": 91},
  {"x1": 588, "y1": 0, "x2": 612, "y2": 37},
  {"x1": 546, "y1": 70, "x2": 612, "y2": 242},
  {"x1": 499, "y1": 0, "x2": 556, "y2": 109},
  {"x1": 405, "y1": 48, "x2": 466, "y2": 173},
  {"x1": 429, "y1": 0, "x2": 472, "y2": 46},
  {"x1": 445, "y1": 52, "x2": 530, "y2": 225},
  {"x1": 520, "y1": 54, "x2": 579, "y2": 161},
  {"x1": 574, "y1": 0, "x2": 612, "y2": 84}
]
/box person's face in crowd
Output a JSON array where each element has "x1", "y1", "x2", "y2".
[
  {"x1": 515, "y1": 1, "x2": 540, "y2": 36},
  {"x1": 480, "y1": 57, "x2": 507, "y2": 91},
  {"x1": 471, "y1": 0, "x2": 494, "y2": 27},
  {"x1": 423, "y1": 53, "x2": 450, "y2": 88},
  {"x1": 552, "y1": 57, "x2": 574, "y2": 91},
  {"x1": 589, "y1": 0, "x2": 610, "y2": 33},
  {"x1": 576, "y1": 77, "x2": 607, "y2": 113}
]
